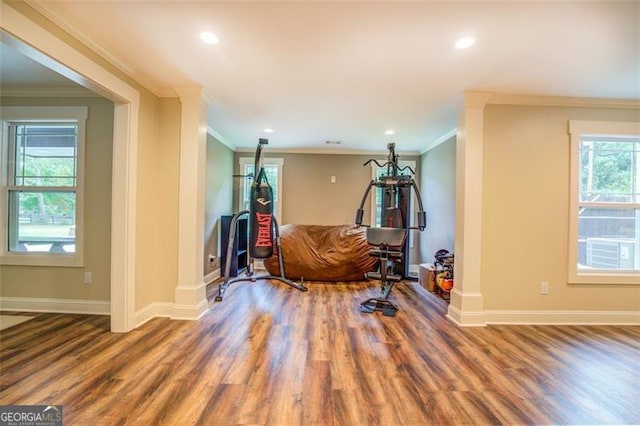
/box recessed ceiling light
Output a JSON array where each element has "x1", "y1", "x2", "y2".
[
  {"x1": 200, "y1": 31, "x2": 219, "y2": 45},
  {"x1": 455, "y1": 36, "x2": 475, "y2": 49},
  {"x1": 384, "y1": 129, "x2": 395, "y2": 136},
  {"x1": 263, "y1": 128, "x2": 274, "y2": 133}
]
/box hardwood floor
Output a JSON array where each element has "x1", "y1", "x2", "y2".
[{"x1": 1, "y1": 279, "x2": 639, "y2": 425}]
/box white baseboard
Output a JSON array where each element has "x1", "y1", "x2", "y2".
[
  {"x1": 445, "y1": 306, "x2": 640, "y2": 326},
  {"x1": 134, "y1": 302, "x2": 174, "y2": 327},
  {"x1": 484, "y1": 309, "x2": 640, "y2": 325},
  {"x1": 171, "y1": 300, "x2": 209, "y2": 321},
  {"x1": 446, "y1": 304, "x2": 487, "y2": 327},
  {"x1": 0, "y1": 297, "x2": 110, "y2": 315},
  {"x1": 172, "y1": 278, "x2": 209, "y2": 321},
  {"x1": 204, "y1": 268, "x2": 220, "y2": 285},
  {"x1": 446, "y1": 289, "x2": 486, "y2": 327}
]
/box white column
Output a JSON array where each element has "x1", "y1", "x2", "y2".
[
  {"x1": 172, "y1": 86, "x2": 209, "y2": 320},
  {"x1": 111, "y1": 102, "x2": 138, "y2": 332},
  {"x1": 447, "y1": 91, "x2": 492, "y2": 326}
]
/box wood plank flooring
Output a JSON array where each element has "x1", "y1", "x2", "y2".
[{"x1": 1, "y1": 279, "x2": 639, "y2": 425}]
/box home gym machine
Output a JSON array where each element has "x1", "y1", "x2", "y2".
[
  {"x1": 216, "y1": 138, "x2": 307, "y2": 302},
  {"x1": 355, "y1": 143, "x2": 426, "y2": 316}
]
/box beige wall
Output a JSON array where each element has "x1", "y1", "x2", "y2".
[
  {"x1": 420, "y1": 136, "x2": 456, "y2": 265},
  {"x1": 1, "y1": 3, "x2": 183, "y2": 311},
  {"x1": 280, "y1": 153, "x2": 379, "y2": 226},
  {"x1": 481, "y1": 104, "x2": 640, "y2": 311},
  {"x1": 134, "y1": 96, "x2": 181, "y2": 309},
  {"x1": 204, "y1": 135, "x2": 234, "y2": 274},
  {"x1": 233, "y1": 151, "x2": 423, "y2": 263},
  {"x1": 0, "y1": 96, "x2": 114, "y2": 300}
]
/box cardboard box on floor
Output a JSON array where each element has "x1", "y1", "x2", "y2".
[{"x1": 418, "y1": 263, "x2": 436, "y2": 292}]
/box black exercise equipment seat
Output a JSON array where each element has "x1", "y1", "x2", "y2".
[{"x1": 360, "y1": 227, "x2": 407, "y2": 317}]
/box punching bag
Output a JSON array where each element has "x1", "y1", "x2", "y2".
[{"x1": 249, "y1": 168, "x2": 274, "y2": 259}]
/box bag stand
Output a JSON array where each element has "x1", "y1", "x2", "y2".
[{"x1": 215, "y1": 210, "x2": 307, "y2": 302}]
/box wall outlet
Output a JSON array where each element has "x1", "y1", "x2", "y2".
[
  {"x1": 540, "y1": 281, "x2": 549, "y2": 295},
  {"x1": 84, "y1": 271, "x2": 92, "y2": 284}
]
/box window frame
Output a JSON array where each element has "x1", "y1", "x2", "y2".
[
  {"x1": 0, "y1": 106, "x2": 87, "y2": 267},
  {"x1": 238, "y1": 156, "x2": 284, "y2": 224},
  {"x1": 568, "y1": 120, "x2": 640, "y2": 285}
]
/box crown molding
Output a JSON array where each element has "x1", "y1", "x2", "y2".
[
  {"x1": 0, "y1": 86, "x2": 100, "y2": 98},
  {"x1": 484, "y1": 92, "x2": 640, "y2": 109},
  {"x1": 207, "y1": 127, "x2": 237, "y2": 151},
  {"x1": 234, "y1": 147, "x2": 421, "y2": 156},
  {"x1": 420, "y1": 128, "x2": 457, "y2": 155},
  {"x1": 24, "y1": 0, "x2": 167, "y2": 98}
]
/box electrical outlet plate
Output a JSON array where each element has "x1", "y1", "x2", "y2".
[{"x1": 540, "y1": 281, "x2": 549, "y2": 295}]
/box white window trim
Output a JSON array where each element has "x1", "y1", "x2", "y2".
[
  {"x1": 568, "y1": 120, "x2": 640, "y2": 285},
  {"x1": 238, "y1": 156, "x2": 284, "y2": 224},
  {"x1": 0, "y1": 106, "x2": 87, "y2": 267},
  {"x1": 370, "y1": 160, "x2": 417, "y2": 248}
]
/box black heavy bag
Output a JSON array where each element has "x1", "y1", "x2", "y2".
[{"x1": 249, "y1": 168, "x2": 274, "y2": 259}]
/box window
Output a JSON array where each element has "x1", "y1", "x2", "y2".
[
  {"x1": 1, "y1": 107, "x2": 87, "y2": 267},
  {"x1": 568, "y1": 120, "x2": 640, "y2": 284},
  {"x1": 238, "y1": 157, "x2": 284, "y2": 224}
]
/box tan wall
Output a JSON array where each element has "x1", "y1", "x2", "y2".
[
  {"x1": 420, "y1": 136, "x2": 456, "y2": 264},
  {"x1": 481, "y1": 104, "x2": 640, "y2": 311},
  {"x1": 0, "y1": 96, "x2": 114, "y2": 300},
  {"x1": 280, "y1": 153, "x2": 379, "y2": 226},
  {"x1": 134, "y1": 95, "x2": 181, "y2": 309},
  {"x1": 2, "y1": 3, "x2": 183, "y2": 310},
  {"x1": 204, "y1": 135, "x2": 234, "y2": 274},
  {"x1": 233, "y1": 151, "x2": 422, "y2": 263}
]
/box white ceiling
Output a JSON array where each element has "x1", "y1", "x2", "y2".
[
  {"x1": 0, "y1": 41, "x2": 79, "y2": 88},
  {"x1": 2, "y1": 1, "x2": 639, "y2": 152}
]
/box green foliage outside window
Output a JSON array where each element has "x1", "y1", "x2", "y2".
[
  {"x1": 244, "y1": 165, "x2": 278, "y2": 201},
  {"x1": 14, "y1": 124, "x2": 77, "y2": 220},
  {"x1": 580, "y1": 139, "x2": 638, "y2": 203}
]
